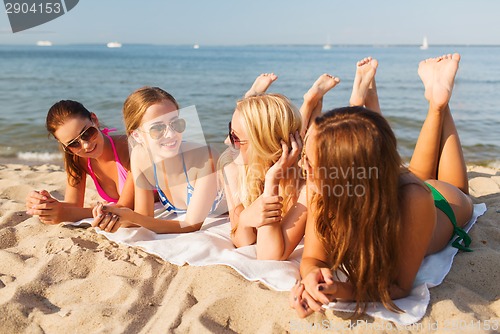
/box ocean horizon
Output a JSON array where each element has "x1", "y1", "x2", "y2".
[{"x1": 0, "y1": 44, "x2": 498, "y2": 167}]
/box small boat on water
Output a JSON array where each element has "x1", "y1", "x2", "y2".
[
  {"x1": 193, "y1": 44, "x2": 200, "y2": 49},
  {"x1": 420, "y1": 36, "x2": 429, "y2": 50},
  {"x1": 36, "y1": 40, "x2": 52, "y2": 47},
  {"x1": 107, "y1": 42, "x2": 122, "y2": 48}
]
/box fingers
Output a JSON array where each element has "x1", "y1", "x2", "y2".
[
  {"x1": 103, "y1": 213, "x2": 121, "y2": 233},
  {"x1": 259, "y1": 196, "x2": 284, "y2": 226},
  {"x1": 91, "y1": 204, "x2": 121, "y2": 232},
  {"x1": 301, "y1": 289, "x2": 325, "y2": 313},
  {"x1": 262, "y1": 195, "x2": 283, "y2": 206},
  {"x1": 301, "y1": 268, "x2": 335, "y2": 306},
  {"x1": 289, "y1": 131, "x2": 302, "y2": 159},
  {"x1": 320, "y1": 268, "x2": 335, "y2": 284},
  {"x1": 290, "y1": 282, "x2": 315, "y2": 318},
  {"x1": 280, "y1": 140, "x2": 289, "y2": 163}
]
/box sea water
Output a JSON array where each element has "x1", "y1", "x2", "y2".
[{"x1": 0, "y1": 44, "x2": 498, "y2": 166}]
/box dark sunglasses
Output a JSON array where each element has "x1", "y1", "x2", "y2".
[
  {"x1": 144, "y1": 118, "x2": 186, "y2": 140},
  {"x1": 228, "y1": 121, "x2": 248, "y2": 149},
  {"x1": 62, "y1": 125, "x2": 99, "y2": 153}
]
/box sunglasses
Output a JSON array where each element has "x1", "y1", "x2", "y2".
[
  {"x1": 143, "y1": 118, "x2": 186, "y2": 140},
  {"x1": 62, "y1": 124, "x2": 99, "y2": 153},
  {"x1": 228, "y1": 121, "x2": 248, "y2": 149}
]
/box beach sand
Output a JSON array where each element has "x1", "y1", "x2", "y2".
[{"x1": 0, "y1": 162, "x2": 499, "y2": 333}]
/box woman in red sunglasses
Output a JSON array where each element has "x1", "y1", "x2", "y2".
[
  {"x1": 92, "y1": 86, "x2": 225, "y2": 234},
  {"x1": 25, "y1": 100, "x2": 134, "y2": 225},
  {"x1": 220, "y1": 72, "x2": 339, "y2": 260}
]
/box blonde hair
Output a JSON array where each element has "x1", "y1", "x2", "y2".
[
  {"x1": 310, "y1": 107, "x2": 403, "y2": 316},
  {"x1": 236, "y1": 93, "x2": 302, "y2": 214},
  {"x1": 122, "y1": 86, "x2": 179, "y2": 135}
]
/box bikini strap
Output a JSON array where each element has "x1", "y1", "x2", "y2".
[
  {"x1": 101, "y1": 128, "x2": 122, "y2": 164},
  {"x1": 428, "y1": 183, "x2": 472, "y2": 252}
]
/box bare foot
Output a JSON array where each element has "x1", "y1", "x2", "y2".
[
  {"x1": 349, "y1": 57, "x2": 378, "y2": 107},
  {"x1": 418, "y1": 53, "x2": 460, "y2": 108},
  {"x1": 303, "y1": 73, "x2": 340, "y2": 104},
  {"x1": 245, "y1": 73, "x2": 278, "y2": 98}
]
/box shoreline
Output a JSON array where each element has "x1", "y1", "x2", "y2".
[{"x1": 0, "y1": 163, "x2": 499, "y2": 333}]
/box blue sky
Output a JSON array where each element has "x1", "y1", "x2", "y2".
[{"x1": 1, "y1": 0, "x2": 499, "y2": 45}]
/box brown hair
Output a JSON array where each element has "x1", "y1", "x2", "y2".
[
  {"x1": 311, "y1": 106, "x2": 403, "y2": 315},
  {"x1": 46, "y1": 100, "x2": 92, "y2": 186},
  {"x1": 122, "y1": 86, "x2": 179, "y2": 135}
]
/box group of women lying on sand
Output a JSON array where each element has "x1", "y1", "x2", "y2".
[{"x1": 25, "y1": 53, "x2": 473, "y2": 317}]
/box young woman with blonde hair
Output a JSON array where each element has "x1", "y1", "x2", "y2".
[
  {"x1": 93, "y1": 86, "x2": 224, "y2": 233},
  {"x1": 222, "y1": 71, "x2": 340, "y2": 260},
  {"x1": 291, "y1": 54, "x2": 473, "y2": 317}
]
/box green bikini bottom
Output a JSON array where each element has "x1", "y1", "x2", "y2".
[{"x1": 426, "y1": 182, "x2": 472, "y2": 252}]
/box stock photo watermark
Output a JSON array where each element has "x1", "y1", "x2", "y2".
[
  {"x1": 3, "y1": 0, "x2": 79, "y2": 33},
  {"x1": 289, "y1": 318, "x2": 499, "y2": 332}
]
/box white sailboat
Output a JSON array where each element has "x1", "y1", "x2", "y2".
[
  {"x1": 107, "y1": 42, "x2": 122, "y2": 48},
  {"x1": 36, "y1": 40, "x2": 52, "y2": 47},
  {"x1": 323, "y1": 34, "x2": 332, "y2": 50},
  {"x1": 420, "y1": 36, "x2": 429, "y2": 50}
]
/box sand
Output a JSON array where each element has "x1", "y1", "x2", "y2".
[{"x1": 0, "y1": 162, "x2": 499, "y2": 334}]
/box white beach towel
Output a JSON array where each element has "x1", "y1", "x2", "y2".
[{"x1": 72, "y1": 203, "x2": 486, "y2": 325}]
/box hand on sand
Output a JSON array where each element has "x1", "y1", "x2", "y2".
[
  {"x1": 292, "y1": 267, "x2": 337, "y2": 318},
  {"x1": 25, "y1": 190, "x2": 63, "y2": 225}
]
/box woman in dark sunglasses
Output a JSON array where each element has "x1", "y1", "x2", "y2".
[
  {"x1": 25, "y1": 100, "x2": 134, "y2": 225},
  {"x1": 220, "y1": 73, "x2": 340, "y2": 261},
  {"x1": 92, "y1": 86, "x2": 225, "y2": 233}
]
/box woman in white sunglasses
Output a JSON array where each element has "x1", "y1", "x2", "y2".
[
  {"x1": 92, "y1": 86, "x2": 224, "y2": 233},
  {"x1": 25, "y1": 100, "x2": 134, "y2": 224}
]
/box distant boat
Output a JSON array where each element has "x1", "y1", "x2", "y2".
[
  {"x1": 420, "y1": 36, "x2": 429, "y2": 50},
  {"x1": 193, "y1": 44, "x2": 200, "y2": 49},
  {"x1": 36, "y1": 40, "x2": 52, "y2": 47},
  {"x1": 107, "y1": 42, "x2": 122, "y2": 48},
  {"x1": 323, "y1": 34, "x2": 332, "y2": 50}
]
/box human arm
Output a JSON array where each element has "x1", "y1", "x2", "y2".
[
  {"x1": 26, "y1": 169, "x2": 93, "y2": 224},
  {"x1": 295, "y1": 183, "x2": 437, "y2": 318},
  {"x1": 254, "y1": 133, "x2": 305, "y2": 260},
  {"x1": 94, "y1": 145, "x2": 218, "y2": 234}
]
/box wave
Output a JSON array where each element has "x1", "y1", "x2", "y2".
[{"x1": 17, "y1": 151, "x2": 61, "y2": 162}]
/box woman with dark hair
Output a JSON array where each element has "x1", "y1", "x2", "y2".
[{"x1": 25, "y1": 100, "x2": 134, "y2": 224}]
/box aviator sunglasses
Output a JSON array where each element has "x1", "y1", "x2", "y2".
[
  {"x1": 228, "y1": 121, "x2": 248, "y2": 149},
  {"x1": 61, "y1": 124, "x2": 99, "y2": 153},
  {"x1": 142, "y1": 118, "x2": 186, "y2": 140}
]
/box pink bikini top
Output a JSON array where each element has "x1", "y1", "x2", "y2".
[{"x1": 87, "y1": 128, "x2": 128, "y2": 203}]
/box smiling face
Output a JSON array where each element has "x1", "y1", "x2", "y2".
[
  {"x1": 138, "y1": 99, "x2": 182, "y2": 158},
  {"x1": 53, "y1": 115, "x2": 103, "y2": 158},
  {"x1": 225, "y1": 109, "x2": 250, "y2": 164}
]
